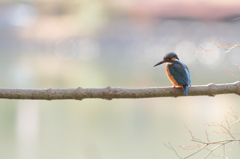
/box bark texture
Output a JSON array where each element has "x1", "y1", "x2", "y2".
[{"x1": 0, "y1": 81, "x2": 239, "y2": 100}]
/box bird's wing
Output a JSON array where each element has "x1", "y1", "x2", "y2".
[{"x1": 168, "y1": 63, "x2": 190, "y2": 86}]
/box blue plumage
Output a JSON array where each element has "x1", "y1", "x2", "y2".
[
  {"x1": 168, "y1": 60, "x2": 191, "y2": 95},
  {"x1": 183, "y1": 85, "x2": 189, "y2": 95},
  {"x1": 154, "y1": 52, "x2": 191, "y2": 95}
]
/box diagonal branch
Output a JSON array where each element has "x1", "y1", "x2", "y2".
[
  {"x1": 0, "y1": 81, "x2": 240, "y2": 100},
  {"x1": 193, "y1": 38, "x2": 240, "y2": 54},
  {"x1": 170, "y1": 107, "x2": 240, "y2": 159}
]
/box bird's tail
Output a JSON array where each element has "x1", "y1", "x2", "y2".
[{"x1": 183, "y1": 85, "x2": 189, "y2": 95}]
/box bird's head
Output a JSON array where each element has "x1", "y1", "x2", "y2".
[{"x1": 154, "y1": 52, "x2": 179, "y2": 67}]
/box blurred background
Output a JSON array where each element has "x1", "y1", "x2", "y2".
[{"x1": 0, "y1": 0, "x2": 240, "y2": 159}]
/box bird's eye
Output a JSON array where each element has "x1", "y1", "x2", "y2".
[{"x1": 168, "y1": 58, "x2": 171, "y2": 60}]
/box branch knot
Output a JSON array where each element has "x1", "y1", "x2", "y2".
[
  {"x1": 75, "y1": 87, "x2": 83, "y2": 100},
  {"x1": 207, "y1": 83, "x2": 216, "y2": 97},
  {"x1": 234, "y1": 81, "x2": 240, "y2": 95}
]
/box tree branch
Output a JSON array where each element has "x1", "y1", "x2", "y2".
[
  {"x1": 193, "y1": 38, "x2": 240, "y2": 54},
  {"x1": 169, "y1": 107, "x2": 240, "y2": 159},
  {"x1": 0, "y1": 81, "x2": 240, "y2": 100}
]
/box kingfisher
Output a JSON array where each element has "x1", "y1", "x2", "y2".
[{"x1": 154, "y1": 52, "x2": 191, "y2": 95}]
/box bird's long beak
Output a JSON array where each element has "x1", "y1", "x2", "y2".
[{"x1": 154, "y1": 60, "x2": 165, "y2": 67}]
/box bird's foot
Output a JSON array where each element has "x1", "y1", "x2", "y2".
[{"x1": 173, "y1": 85, "x2": 181, "y2": 89}]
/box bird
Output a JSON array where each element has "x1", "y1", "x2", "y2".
[{"x1": 154, "y1": 52, "x2": 191, "y2": 95}]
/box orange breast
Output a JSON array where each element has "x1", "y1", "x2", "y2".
[{"x1": 165, "y1": 64, "x2": 182, "y2": 87}]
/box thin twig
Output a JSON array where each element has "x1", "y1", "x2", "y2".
[
  {"x1": 183, "y1": 145, "x2": 208, "y2": 159},
  {"x1": 193, "y1": 38, "x2": 240, "y2": 54},
  {"x1": 164, "y1": 142, "x2": 182, "y2": 159},
  {"x1": 221, "y1": 69, "x2": 240, "y2": 73},
  {"x1": 170, "y1": 108, "x2": 240, "y2": 158},
  {"x1": 233, "y1": 17, "x2": 240, "y2": 20}
]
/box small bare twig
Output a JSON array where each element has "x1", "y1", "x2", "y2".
[
  {"x1": 164, "y1": 142, "x2": 183, "y2": 159},
  {"x1": 221, "y1": 64, "x2": 240, "y2": 79},
  {"x1": 221, "y1": 69, "x2": 240, "y2": 73},
  {"x1": 179, "y1": 144, "x2": 202, "y2": 150},
  {"x1": 166, "y1": 108, "x2": 240, "y2": 158},
  {"x1": 233, "y1": 17, "x2": 240, "y2": 20},
  {"x1": 184, "y1": 145, "x2": 208, "y2": 159},
  {"x1": 229, "y1": 74, "x2": 240, "y2": 78},
  {"x1": 193, "y1": 38, "x2": 240, "y2": 54}
]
